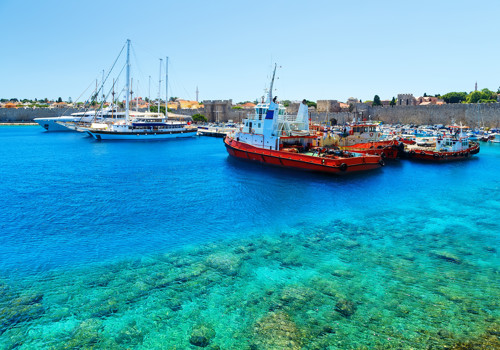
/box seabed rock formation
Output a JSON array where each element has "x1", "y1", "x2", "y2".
[{"x1": 0, "y1": 218, "x2": 498, "y2": 349}]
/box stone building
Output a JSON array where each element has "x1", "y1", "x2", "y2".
[
  {"x1": 203, "y1": 100, "x2": 232, "y2": 122},
  {"x1": 316, "y1": 100, "x2": 341, "y2": 113},
  {"x1": 397, "y1": 94, "x2": 417, "y2": 106}
]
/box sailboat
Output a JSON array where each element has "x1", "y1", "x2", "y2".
[{"x1": 86, "y1": 40, "x2": 197, "y2": 140}]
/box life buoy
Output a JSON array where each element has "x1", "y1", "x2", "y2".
[
  {"x1": 339, "y1": 163, "x2": 347, "y2": 172},
  {"x1": 370, "y1": 132, "x2": 374, "y2": 137}
]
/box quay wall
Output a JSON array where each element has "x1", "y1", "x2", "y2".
[
  {"x1": 0, "y1": 108, "x2": 83, "y2": 122},
  {"x1": 309, "y1": 103, "x2": 500, "y2": 127}
]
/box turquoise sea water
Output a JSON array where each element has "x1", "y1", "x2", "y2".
[{"x1": 0, "y1": 126, "x2": 498, "y2": 349}]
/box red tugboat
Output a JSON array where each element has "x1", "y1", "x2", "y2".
[
  {"x1": 336, "y1": 121, "x2": 403, "y2": 159},
  {"x1": 403, "y1": 131, "x2": 480, "y2": 161},
  {"x1": 224, "y1": 65, "x2": 383, "y2": 174}
]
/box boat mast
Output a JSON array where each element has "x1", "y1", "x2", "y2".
[
  {"x1": 148, "y1": 75, "x2": 151, "y2": 113},
  {"x1": 158, "y1": 58, "x2": 162, "y2": 114},
  {"x1": 267, "y1": 63, "x2": 277, "y2": 103},
  {"x1": 111, "y1": 78, "x2": 115, "y2": 119},
  {"x1": 165, "y1": 56, "x2": 168, "y2": 118},
  {"x1": 136, "y1": 80, "x2": 139, "y2": 112},
  {"x1": 125, "y1": 39, "x2": 131, "y2": 123}
]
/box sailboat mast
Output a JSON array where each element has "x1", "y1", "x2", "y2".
[
  {"x1": 158, "y1": 58, "x2": 162, "y2": 114},
  {"x1": 165, "y1": 56, "x2": 168, "y2": 117},
  {"x1": 148, "y1": 75, "x2": 151, "y2": 113},
  {"x1": 136, "y1": 80, "x2": 139, "y2": 112},
  {"x1": 125, "y1": 39, "x2": 131, "y2": 123}
]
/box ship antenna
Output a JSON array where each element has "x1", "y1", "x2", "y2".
[{"x1": 267, "y1": 63, "x2": 277, "y2": 103}]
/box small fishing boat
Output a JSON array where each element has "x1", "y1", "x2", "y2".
[
  {"x1": 224, "y1": 65, "x2": 383, "y2": 174},
  {"x1": 340, "y1": 140, "x2": 404, "y2": 160},
  {"x1": 332, "y1": 121, "x2": 404, "y2": 159},
  {"x1": 403, "y1": 131, "x2": 480, "y2": 161}
]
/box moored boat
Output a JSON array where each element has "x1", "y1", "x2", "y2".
[
  {"x1": 85, "y1": 40, "x2": 196, "y2": 141},
  {"x1": 402, "y1": 132, "x2": 480, "y2": 161},
  {"x1": 340, "y1": 140, "x2": 404, "y2": 160},
  {"x1": 224, "y1": 65, "x2": 383, "y2": 174}
]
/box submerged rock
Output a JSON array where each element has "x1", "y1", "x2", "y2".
[
  {"x1": 206, "y1": 253, "x2": 241, "y2": 276},
  {"x1": 335, "y1": 299, "x2": 357, "y2": 317},
  {"x1": 0, "y1": 293, "x2": 45, "y2": 335},
  {"x1": 64, "y1": 318, "x2": 104, "y2": 349},
  {"x1": 253, "y1": 311, "x2": 303, "y2": 350},
  {"x1": 91, "y1": 297, "x2": 120, "y2": 318},
  {"x1": 115, "y1": 321, "x2": 144, "y2": 346},
  {"x1": 189, "y1": 324, "x2": 216, "y2": 347},
  {"x1": 431, "y1": 251, "x2": 462, "y2": 264},
  {"x1": 280, "y1": 285, "x2": 317, "y2": 308}
]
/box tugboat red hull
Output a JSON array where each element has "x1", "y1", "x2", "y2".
[
  {"x1": 342, "y1": 140, "x2": 403, "y2": 160},
  {"x1": 224, "y1": 137, "x2": 383, "y2": 174},
  {"x1": 403, "y1": 143, "x2": 480, "y2": 161}
]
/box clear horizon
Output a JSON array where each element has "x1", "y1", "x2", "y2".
[{"x1": 1, "y1": 0, "x2": 499, "y2": 104}]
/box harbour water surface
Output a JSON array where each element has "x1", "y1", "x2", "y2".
[{"x1": 0, "y1": 126, "x2": 498, "y2": 349}]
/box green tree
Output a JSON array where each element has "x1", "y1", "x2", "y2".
[
  {"x1": 57, "y1": 97, "x2": 62, "y2": 103},
  {"x1": 390, "y1": 97, "x2": 396, "y2": 107},
  {"x1": 169, "y1": 97, "x2": 178, "y2": 102},
  {"x1": 423, "y1": 93, "x2": 427, "y2": 97},
  {"x1": 304, "y1": 100, "x2": 317, "y2": 108},
  {"x1": 466, "y1": 89, "x2": 496, "y2": 103},
  {"x1": 441, "y1": 92, "x2": 468, "y2": 104},
  {"x1": 372, "y1": 95, "x2": 382, "y2": 106},
  {"x1": 192, "y1": 113, "x2": 207, "y2": 123},
  {"x1": 330, "y1": 118, "x2": 337, "y2": 125},
  {"x1": 282, "y1": 100, "x2": 291, "y2": 107}
]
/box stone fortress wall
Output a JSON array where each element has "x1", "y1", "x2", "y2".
[
  {"x1": 0, "y1": 108, "x2": 82, "y2": 122},
  {"x1": 310, "y1": 103, "x2": 500, "y2": 128},
  {"x1": 2, "y1": 102, "x2": 500, "y2": 127}
]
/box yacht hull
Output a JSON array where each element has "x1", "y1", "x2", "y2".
[
  {"x1": 86, "y1": 129, "x2": 197, "y2": 140},
  {"x1": 224, "y1": 137, "x2": 382, "y2": 174},
  {"x1": 34, "y1": 118, "x2": 77, "y2": 132}
]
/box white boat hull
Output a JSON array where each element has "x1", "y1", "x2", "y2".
[
  {"x1": 86, "y1": 130, "x2": 197, "y2": 140},
  {"x1": 34, "y1": 116, "x2": 95, "y2": 131}
]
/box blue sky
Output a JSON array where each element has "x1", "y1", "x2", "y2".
[{"x1": 1, "y1": 0, "x2": 499, "y2": 103}]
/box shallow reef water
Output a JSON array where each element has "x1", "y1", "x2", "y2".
[{"x1": 0, "y1": 127, "x2": 499, "y2": 349}]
